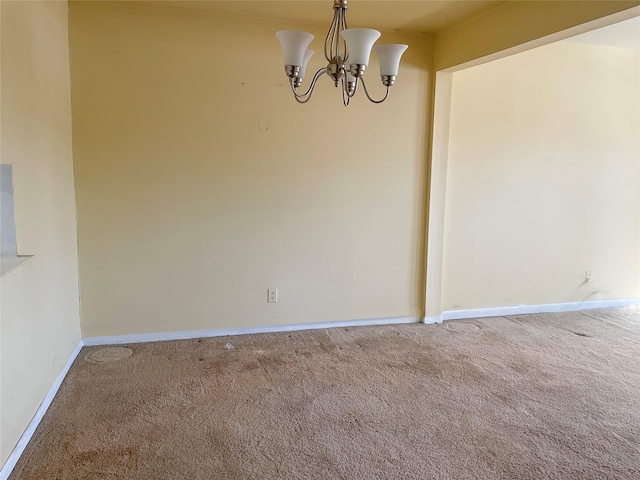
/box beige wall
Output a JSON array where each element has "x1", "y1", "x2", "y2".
[
  {"x1": 435, "y1": 1, "x2": 640, "y2": 71},
  {"x1": 0, "y1": 0, "x2": 82, "y2": 466},
  {"x1": 442, "y1": 40, "x2": 640, "y2": 311},
  {"x1": 0, "y1": 0, "x2": 635, "y2": 470},
  {"x1": 69, "y1": 2, "x2": 434, "y2": 337}
]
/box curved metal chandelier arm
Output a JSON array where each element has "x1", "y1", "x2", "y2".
[
  {"x1": 324, "y1": 8, "x2": 339, "y2": 62},
  {"x1": 290, "y1": 67, "x2": 330, "y2": 102},
  {"x1": 341, "y1": 77, "x2": 350, "y2": 107},
  {"x1": 360, "y1": 77, "x2": 390, "y2": 104},
  {"x1": 325, "y1": 2, "x2": 348, "y2": 63}
]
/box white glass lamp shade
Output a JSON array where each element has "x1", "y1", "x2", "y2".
[
  {"x1": 299, "y1": 50, "x2": 314, "y2": 78},
  {"x1": 373, "y1": 44, "x2": 408, "y2": 76},
  {"x1": 276, "y1": 30, "x2": 314, "y2": 67},
  {"x1": 340, "y1": 28, "x2": 381, "y2": 66}
]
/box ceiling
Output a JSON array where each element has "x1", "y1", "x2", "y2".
[{"x1": 112, "y1": 0, "x2": 506, "y2": 34}]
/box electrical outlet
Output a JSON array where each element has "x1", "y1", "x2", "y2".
[
  {"x1": 585, "y1": 271, "x2": 594, "y2": 284},
  {"x1": 267, "y1": 288, "x2": 278, "y2": 303}
]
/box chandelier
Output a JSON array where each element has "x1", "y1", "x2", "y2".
[{"x1": 276, "y1": 0, "x2": 408, "y2": 106}]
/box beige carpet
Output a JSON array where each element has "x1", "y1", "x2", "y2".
[{"x1": 10, "y1": 306, "x2": 640, "y2": 479}]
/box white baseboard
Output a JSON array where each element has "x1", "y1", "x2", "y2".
[
  {"x1": 1, "y1": 341, "x2": 83, "y2": 480},
  {"x1": 423, "y1": 315, "x2": 443, "y2": 324},
  {"x1": 424, "y1": 297, "x2": 640, "y2": 323},
  {"x1": 82, "y1": 315, "x2": 422, "y2": 346}
]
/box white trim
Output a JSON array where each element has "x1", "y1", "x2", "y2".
[
  {"x1": 423, "y1": 315, "x2": 443, "y2": 324},
  {"x1": 1, "y1": 341, "x2": 83, "y2": 480},
  {"x1": 435, "y1": 298, "x2": 640, "y2": 322},
  {"x1": 82, "y1": 316, "x2": 421, "y2": 346}
]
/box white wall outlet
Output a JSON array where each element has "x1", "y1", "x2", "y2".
[
  {"x1": 267, "y1": 288, "x2": 278, "y2": 303},
  {"x1": 585, "y1": 271, "x2": 594, "y2": 284}
]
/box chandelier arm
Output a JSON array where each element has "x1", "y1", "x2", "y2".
[
  {"x1": 340, "y1": 9, "x2": 348, "y2": 59},
  {"x1": 324, "y1": 9, "x2": 339, "y2": 62},
  {"x1": 293, "y1": 92, "x2": 313, "y2": 104},
  {"x1": 329, "y1": 28, "x2": 338, "y2": 59},
  {"x1": 360, "y1": 77, "x2": 390, "y2": 104},
  {"x1": 290, "y1": 67, "x2": 329, "y2": 100},
  {"x1": 335, "y1": 11, "x2": 343, "y2": 61},
  {"x1": 330, "y1": 12, "x2": 340, "y2": 61},
  {"x1": 341, "y1": 77, "x2": 350, "y2": 106}
]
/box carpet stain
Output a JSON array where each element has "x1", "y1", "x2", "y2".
[{"x1": 84, "y1": 346, "x2": 133, "y2": 364}]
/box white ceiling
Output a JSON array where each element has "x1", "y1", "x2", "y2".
[
  {"x1": 113, "y1": 0, "x2": 505, "y2": 34},
  {"x1": 565, "y1": 16, "x2": 640, "y2": 49}
]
